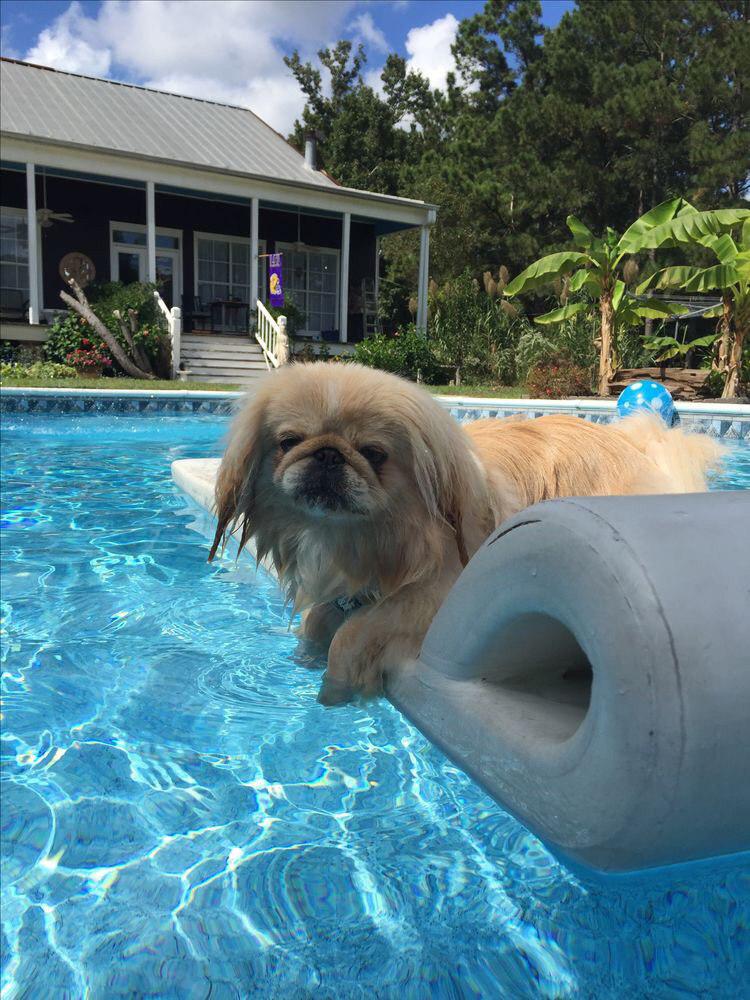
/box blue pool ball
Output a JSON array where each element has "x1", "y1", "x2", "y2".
[{"x1": 617, "y1": 381, "x2": 676, "y2": 425}]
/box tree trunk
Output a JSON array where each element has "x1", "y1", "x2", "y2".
[
  {"x1": 60, "y1": 280, "x2": 156, "y2": 380},
  {"x1": 598, "y1": 291, "x2": 615, "y2": 396},
  {"x1": 722, "y1": 323, "x2": 746, "y2": 399},
  {"x1": 713, "y1": 293, "x2": 732, "y2": 374}
]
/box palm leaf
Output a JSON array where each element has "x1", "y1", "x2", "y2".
[
  {"x1": 680, "y1": 264, "x2": 741, "y2": 293},
  {"x1": 633, "y1": 298, "x2": 690, "y2": 319},
  {"x1": 619, "y1": 198, "x2": 695, "y2": 248},
  {"x1": 703, "y1": 233, "x2": 738, "y2": 265},
  {"x1": 569, "y1": 269, "x2": 601, "y2": 294},
  {"x1": 702, "y1": 304, "x2": 725, "y2": 318},
  {"x1": 620, "y1": 208, "x2": 750, "y2": 254},
  {"x1": 504, "y1": 252, "x2": 593, "y2": 296},
  {"x1": 636, "y1": 267, "x2": 700, "y2": 294},
  {"x1": 689, "y1": 333, "x2": 720, "y2": 348},
  {"x1": 566, "y1": 215, "x2": 594, "y2": 248},
  {"x1": 533, "y1": 301, "x2": 590, "y2": 325},
  {"x1": 612, "y1": 279, "x2": 626, "y2": 312}
]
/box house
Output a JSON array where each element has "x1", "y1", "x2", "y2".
[{"x1": 0, "y1": 57, "x2": 436, "y2": 384}]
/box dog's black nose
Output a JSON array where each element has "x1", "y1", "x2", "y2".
[{"x1": 313, "y1": 447, "x2": 344, "y2": 467}]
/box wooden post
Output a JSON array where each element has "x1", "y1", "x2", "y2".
[
  {"x1": 374, "y1": 235, "x2": 380, "y2": 305},
  {"x1": 170, "y1": 306, "x2": 182, "y2": 378},
  {"x1": 416, "y1": 224, "x2": 430, "y2": 332},
  {"x1": 277, "y1": 315, "x2": 289, "y2": 365},
  {"x1": 26, "y1": 163, "x2": 40, "y2": 325},
  {"x1": 146, "y1": 180, "x2": 156, "y2": 283},
  {"x1": 339, "y1": 212, "x2": 350, "y2": 342},
  {"x1": 250, "y1": 197, "x2": 259, "y2": 322}
]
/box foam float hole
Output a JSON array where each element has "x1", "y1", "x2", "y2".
[{"x1": 486, "y1": 613, "x2": 593, "y2": 743}]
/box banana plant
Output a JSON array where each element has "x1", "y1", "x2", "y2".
[
  {"x1": 643, "y1": 331, "x2": 718, "y2": 363},
  {"x1": 624, "y1": 211, "x2": 750, "y2": 398},
  {"x1": 505, "y1": 201, "x2": 693, "y2": 396}
]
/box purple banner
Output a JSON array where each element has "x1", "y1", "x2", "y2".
[{"x1": 269, "y1": 253, "x2": 284, "y2": 307}]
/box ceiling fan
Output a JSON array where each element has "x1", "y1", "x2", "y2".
[
  {"x1": 37, "y1": 171, "x2": 74, "y2": 228},
  {"x1": 37, "y1": 207, "x2": 74, "y2": 228}
]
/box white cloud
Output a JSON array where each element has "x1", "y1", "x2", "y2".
[
  {"x1": 405, "y1": 12, "x2": 459, "y2": 91},
  {"x1": 22, "y1": 0, "x2": 358, "y2": 133},
  {"x1": 25, "y1": 1, "x2": 111, "y2": 77},
  {"x1": 364, "y1": 66, "x2": 386, "y2": 98},
  {"x1": 350, "y1": 12, "x2": 387, "y2": 53}
]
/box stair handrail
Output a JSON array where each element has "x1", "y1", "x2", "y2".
[
  {"x1": 154, "y1": 291, "x2": 182, "y2": 378},
  {"x1": 255, "y1": 300, "x2": 289, "y2": 369}
]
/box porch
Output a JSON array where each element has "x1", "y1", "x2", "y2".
[{"x1": 0, "y1": 157, "x2": 434, "y2": 382}]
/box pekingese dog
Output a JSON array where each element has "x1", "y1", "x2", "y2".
[{"x1": 209, "y1": 363, "x2": 721, "y2": 703}]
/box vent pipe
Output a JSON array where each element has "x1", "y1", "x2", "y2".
[{"x1": 304, "y1": 132, "x2": 318, "y2": 171}]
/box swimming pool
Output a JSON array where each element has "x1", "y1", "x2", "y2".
[{"x1": 2, "y1": 410, "x2": 749, "y2": 998}]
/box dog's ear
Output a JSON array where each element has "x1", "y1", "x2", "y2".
[
  {"x1": 208, "y1": 397, "x2": 266, "y2": 562},
  {"x1": 407, "y1": 405, "x2": 476, "y2": 567}
]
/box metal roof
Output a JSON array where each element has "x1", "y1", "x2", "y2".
[{"x1": 0, "y1": 58, "x2": 338, "y2": 190}]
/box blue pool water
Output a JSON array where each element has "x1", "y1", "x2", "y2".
[{"x1": 1, "y1": 412, "x2": 749, "y2": 999}]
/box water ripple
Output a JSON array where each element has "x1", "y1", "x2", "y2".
[{"x1": 1, "y1": 415, "x2": 749, "y2": 998}]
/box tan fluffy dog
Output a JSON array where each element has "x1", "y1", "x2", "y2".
[{"x1": 210, "y1": 363, "x2": 720, "y2": 703}]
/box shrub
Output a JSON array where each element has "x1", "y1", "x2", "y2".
[
  {"x1": 46, "y1": 282, "x2": 167, "y2": 371},
  {"x1": 429, "y1": 271, "x2": 480, "y2": 384},
  {"x1": 352, "y1": 325, "x2": 443, "y2": 383},
  {"x1": 526, "y1": 357, "x2": 593, "y2": 398},
  {"x1": 263, "y1": 300, "x2": 305, "y2": 338},
  {"x1": 291, "y1": 340, "x2": 330, "y2": 363},
  {"x1": 516, "y1": 311, "x2": 597, "y2": 381},
  {"x1": 66, "y1": 342, "x2": 112, "y2": 371},
  {"x1": 1, "y1": 360, "x2": 77, "y2": 380},
  {"x1": 1, "y1": 341, "x2": 44, "y2": 364},
  {"x1": 88, "y1": 281, "x2": 166, "y2": 358},
  {"x1": 44, "y1": 312, "x2": 94, "y2": 363}
]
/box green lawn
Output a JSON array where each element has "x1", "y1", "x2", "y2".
[
  {"x1": 429, "y1": 384, "x2": 528, "y2": 398},
  {"x1": 1, "y1": 376, "x2": 529, "y2": 399},
  {"x1": 0, "y1": 377, "x2": 244, "y2": 391}
]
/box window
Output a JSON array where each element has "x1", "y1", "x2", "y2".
[
  {"x1": 277, "y1": 244, "x2": 339, "y2": 335},
  {"x1": 112, "y1": 228, "x2": 179, "y2": 249},
  {"x1": 194, "y1": 234, "x2": 266, "y2": 306},
  {"x1": 0, "y1": 207, "x2": 29, "y2": 300}
]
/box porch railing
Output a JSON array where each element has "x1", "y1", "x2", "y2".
[
  {"x1": 154, "y1": 291, "x2": 182, "y2": 379},
  {"x1": 255, "y1": 299, "x2": 289, "y2": 369}
]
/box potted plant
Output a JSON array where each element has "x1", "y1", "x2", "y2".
[{"x1": 66, "y1": 339, "x2": 113, "y2": 378}]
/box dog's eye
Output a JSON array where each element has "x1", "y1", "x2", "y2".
[
  {"x1": 278, "y1": 436, "x2": 302, "y2": 453},
  {"x1": 359, "y1": 445, "x2": 387, "y2": 468}
]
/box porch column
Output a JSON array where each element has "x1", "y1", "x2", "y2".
[
  {"x1": 416, "y1": 223, "x2": 430, "y2": 333},
  {"x1": 339, "y1": 211, "x2": 351, "y2": 342},
  {"x1": 250, "y1": 196, "x2": 259, "y2": 310},
  {"x1": 146, "y1": 180, "x2": 156, "y2": 283},
  {"x1": 25, "y1": 163, "x2": 40, "y2": 325},
  {"x1": 374, "y1": 235, "x2": 380, "y2": 303}
]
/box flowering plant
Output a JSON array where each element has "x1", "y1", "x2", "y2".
[
  {"x1": 66, "y1": 342, "x2": 112, "y2": 370},
  {"x1": 526, "y1": 357, "x2": 592, "y2": 399}
]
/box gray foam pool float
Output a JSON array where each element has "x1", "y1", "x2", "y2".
[{"x1": 387, "y1": 491, "x2": 750, "y2": 872}]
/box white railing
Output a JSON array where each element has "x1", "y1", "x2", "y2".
[
  {"x1": 255, "y1": 299, "x2": 289, "y2": 369},
  {"x1": 154, "y1": 291, "x2": 182, "y2": 379}
]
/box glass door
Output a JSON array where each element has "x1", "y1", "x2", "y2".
[
  {"x1": 155, "y1": 250, "x2": 180, "y2": 308},
  {"x1": 115, "y1": 247, "x2": 146, "y2": 285}
]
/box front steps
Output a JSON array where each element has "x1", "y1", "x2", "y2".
[{"x1": 180, "y1": 334, "x2": 269, "y2": 388}]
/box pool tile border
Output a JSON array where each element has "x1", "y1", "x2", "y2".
[{"x1": 1, "y1": 387, "x2": 749, "y2": 438}]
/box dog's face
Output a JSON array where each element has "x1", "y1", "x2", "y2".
[
  {"x1": 209, "y1": 363, "x2": 490, "y2": 599},
  {"x1": 268, "y1": 397, "x2": 415, "y2": 522}
]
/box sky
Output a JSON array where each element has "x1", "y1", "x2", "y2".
[{"x1": 0, "y1": 0, "x2": 574, "y2": 134}]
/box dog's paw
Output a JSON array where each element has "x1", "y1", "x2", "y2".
[
  {"x1": 316, "y1": 673, "x2": 356, "y2": 707},
  {"x1": 299, "y1": 602, "x2": 346, "y2": 649}
]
